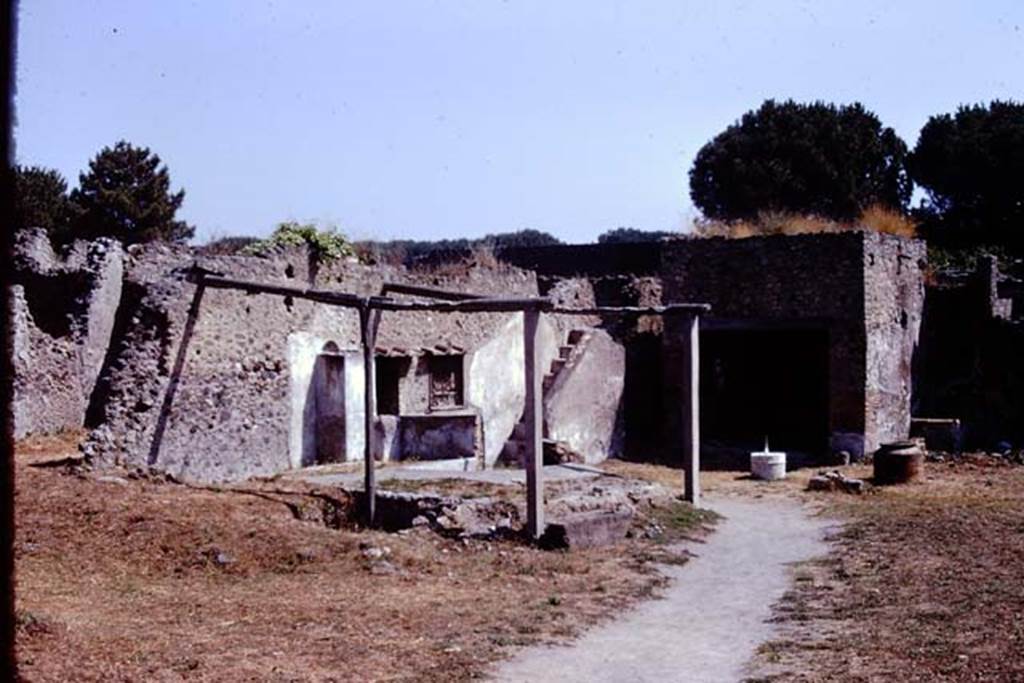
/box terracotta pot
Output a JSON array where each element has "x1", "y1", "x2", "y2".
[{"x1": 873, "y1": 440, "x2": 924, "y2": 485}]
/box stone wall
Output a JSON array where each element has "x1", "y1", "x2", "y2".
[
  {"x1": 863, "y1": 232, "x2": 927, "y2": 451},
  {"x1": 11, "y1": 230, "x2": 123, "y2": 439},
  {"x1": 915, "y1": 257, "x2": 1024, "y2": 448},
  {"x1": 81, "y1": 244, "x2": 541, "y2": 482},
  {"x1": 661, "y1": 231, "x2": 925, "y2": 461},
  {"x1": 544, "y1": 328, "x2": 625, "y2": 463},
  {"x1": 467, "y1": 313, "x2": 561, "y2": 465},
  {"x1": 498, "y1": 242, "x2": 663, "y2": 277},
  {"x1": 16, "y1": 228, "x2": 931, "y2": 478}
]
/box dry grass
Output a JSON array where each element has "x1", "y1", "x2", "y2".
[
  {"x1": 746, "y1": 456, "x2": 1024, "y2": 682},
  {"x1": 858, "y1": 203, "x2": 918, "y2": 238},
  {"x1": 692, "y1": 205, "x2": 917, "y2": 241},
  {"x1": 13, "y1": 437, "x2": 712, "y2": 681}
]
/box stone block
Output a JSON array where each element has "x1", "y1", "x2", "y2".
[
  {"x1": 539, "y1": 508, "x2": 634, "y2": 550},
  {"x1": 910, "y1": 418, "x2": 962, "y2": 453}
]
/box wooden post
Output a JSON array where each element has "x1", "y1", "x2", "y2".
[
  {"x1": 680, "y1": 313, "x2": 701, "y2": 505},
  {"x1": 523, "y1": 308, "x2": 544, "y2": 539},
  {"x1": 360, "y1": 305, "x2": 381, "y2": 526}
]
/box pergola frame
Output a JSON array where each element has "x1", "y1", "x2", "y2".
[{"x1": 200, "y1": 273, "x2": 709, "y2": 539}]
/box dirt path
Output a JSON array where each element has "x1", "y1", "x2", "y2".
[{"x1": 490, "y1": 494, "x2": 835, "y2": 683}]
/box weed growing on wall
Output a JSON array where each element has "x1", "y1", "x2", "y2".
[{"x1": 243, "y1": 221, "x2": 356, "y2": 262}]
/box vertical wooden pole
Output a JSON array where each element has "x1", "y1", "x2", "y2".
[
  {"x1": 360, "y1": 305, "x2": 381, "y2": 526},
  {"x1": 680, "y1": 313, "x2": 701, "y2": 505},
  {"x1": 523, "y1": 308, "x2": 544, "y2": 539}
]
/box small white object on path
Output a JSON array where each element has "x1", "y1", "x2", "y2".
[{"x1": 489, "y1": 495, "x2": 834, "y2": 683}]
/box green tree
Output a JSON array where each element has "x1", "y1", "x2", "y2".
[
  {"x1": 12, "y1": 165, "x2": 77, "y2": 240},
  {"x1": 71, "y1": 141, "x2": 194, "y2": 244},
  {"x1": 481, "y1": 229, "x2": 562, "y2": 248},
  {"x1": 690, "y1": 99, "x2": 910, "y2": 222},
  {"x1": 909, "y1": 100, "x2": 1024, "y2": 250},
  {"x1": 597, "y1": 227, "x2": 675, "y2": 244}
]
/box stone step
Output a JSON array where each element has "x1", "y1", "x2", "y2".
[
  {"x1": 567, "y1": 329, "x2": 587, "y2": 345},
  {"x1": 549, "y1": 358, "x2": 567, "y2": 375},
  {"x1": 558, "y1": 344, "x2": 575, "y2": 360},
  {"x1": 542, "y1": 373, "x2": 556, "y2": 391}
]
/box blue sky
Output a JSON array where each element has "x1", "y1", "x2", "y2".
[{"x1": 15, "y1": 1, "x2": 1024, "y2": 244}]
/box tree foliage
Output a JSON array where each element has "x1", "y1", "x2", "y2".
[
  {"x1": 480, "y1": 228, "x2": 562, "y2": 249},
  {"x1": 356, "y1": 229, "x2": 563, "y2": 266},
  {"x1": 71, "y1": 141, "x2": 194, "y2": 244},
  {"x1": 690, "y1": 99, "x2": 910, "y2": 222},
  {"x1": 909, "y1": 100, "x2": 1024, "y2": 249},
  {"x1": 12, "y1": 165, "x2": 78, "y2": 240},
  {"x1": 597, "y1": 227, "x2": 675, "y2": 244},
  {"x1": 243, "y1": 221, "x2": 355, "y2": 261}
]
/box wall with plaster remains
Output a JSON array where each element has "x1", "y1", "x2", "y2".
[
  {"x1": 80, "y1": 244, "x2": 540, "y2": 482},
  {"x1": 544, "y1": 328, "x2": 625, "y2": 463},
  {"x1": 467, "y1": 313, "x2": 561, "y2": 465},
  {"x1": 15, "y1": 227, "x2": 929, "y2": 480}
]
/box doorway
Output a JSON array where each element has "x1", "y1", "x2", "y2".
[
  {"x1": 701, "y1": 327, "x2": 829, "y2": 458},
  {"x1": 313, "y1": 352, "x2": 346, "y2": 464}
]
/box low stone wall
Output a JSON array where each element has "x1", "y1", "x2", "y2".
[{"x1": 398, "y1": 413, "x2": 478, "y2": 461}]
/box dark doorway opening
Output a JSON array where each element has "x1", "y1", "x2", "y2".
[
  {"x1": 375, "y1": 356, "x2": 409, "y2": 416},
  {"x1": 313, "y1": 353, "x2": 346, "y2": 464},
  {"x1": 623, "y1": 332, "x2": 665, "y2": 459},
  {"x1": 701, "y1": 327, "x2": 829, "y2": 464}
]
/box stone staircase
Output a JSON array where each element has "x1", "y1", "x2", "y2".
[{"x1": 500, "y1": 329, "x2": 591, "y2": 466}]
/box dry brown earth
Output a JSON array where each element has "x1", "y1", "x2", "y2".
[
  {"x1": 13, "y1": 434, "x2": 711, "y2": 682},
  {"x1": 745, "y1": 456, "x2": 1024, "y2": 682}
]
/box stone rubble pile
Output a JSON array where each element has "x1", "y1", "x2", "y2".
[{"x1": 807, "y1": 470, "x2": 867, "y2": 494}]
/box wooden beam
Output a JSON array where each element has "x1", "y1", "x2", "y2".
[
  {"x1": 360, "y1": 306, "x2": 382, "y2": 526},
  {"x1": 680, "y1": 313, "x2": 701, "y2": 505},
  {"x1": 201, "y1": 274, "x2": 366, "y2": 309},
  {"x1": 200, "y1": 273, "x2": 711, "y2": 318},
  {"x1": 523, "y1": 309, "x2": 544, "y2": 539},
  {"x1": 549, "y1": 303, "x2": 711, "y2": 316},
  {"x1": 380, "y1": 282, "x2": 486, "y2": 301},
  {"x1": 368, "y1": 296, "x2": 550, "y2": 313}
]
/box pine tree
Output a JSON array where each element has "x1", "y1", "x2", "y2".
[
  {"x1": 909, "y1": 100, "x2": 1024, "y2": 250},
  {"x1": 12, "y1": 165, "x2": 77, "y2": 241},
  {"x1": 71, "y1": 141, "x2": 194, "y2": 244},
  {"x1": 690, "y1": 100, "x2": 910, "y2": 222}
]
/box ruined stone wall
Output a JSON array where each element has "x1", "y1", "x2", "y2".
[
  {"x1": 11, "y1": 230, "x2": 123, "y2": 439},
  {"x1": 82, "y1": 245, "x2": 539, "y2": 482},
  {"x1": 662, "y1": 233, "x2": 870, "y2": 457},
  {"x1": 498, "y1": 242, "x2": 663, "y2": 277},
  {"x1": 863, "y1": 232, "x2": 927, "y2": 451},
  {"x1": 662, "y1": 232, "x2": 926, "y2": 459},
  {"x1": 915, "y1": 258, "x2": 1024, "y2": 448}
]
